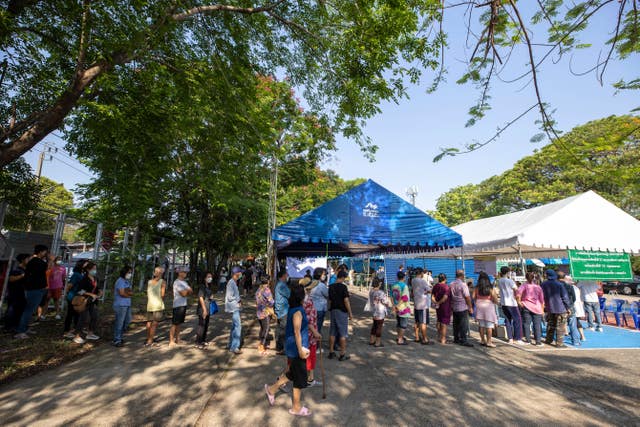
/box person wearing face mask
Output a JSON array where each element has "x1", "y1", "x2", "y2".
[
  {"x1": 112, "y1": 266, "x2": 134, "y2": 347},
  {"x1": 195, "y1": 272, "x2": 215, "y2": 349},
  {"x1": 43, "y1": 255, "x2": 67, "y2": 320},
  {"x1": 15, "y1": 245, "x2": 49, "y2": 339},
  {"x1": 73, "y1": 261, "x2": 102, "y2": 344}
]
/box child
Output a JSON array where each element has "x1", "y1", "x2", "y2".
[{"x1": 369, "y1": 280, "x2": 391, "y2": 347}]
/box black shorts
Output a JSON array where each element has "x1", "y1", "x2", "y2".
[
  {"x1": 172, "y1": 306, "x2": 187, "y2": 325},
  {"x1": 414, "y1": 308, "x2": 429, "y2": 325},
  {"x1": 286, "y1": 357, "x2": 308, "y2": 389}
]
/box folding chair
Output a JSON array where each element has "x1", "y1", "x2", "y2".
[
  {"x1": 598, "y1": 297, "x2": 609, "y2": 324},
  {"x1": 613, "y1": 299, "x2": 629, "y2": 327}
]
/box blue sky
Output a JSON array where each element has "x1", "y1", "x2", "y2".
[{"x1": 24, "y1": 3, "x2": 639, "y2": 211}]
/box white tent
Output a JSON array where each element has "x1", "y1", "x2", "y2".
[{"x1": 452, "y1": 191, "x2": 640, "y2": 257}]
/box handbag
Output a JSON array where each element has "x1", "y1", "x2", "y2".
[
  {"x1": 72, "y1": 295, "x2": 89, "y2": 313},
  {"x1": 265, "y1": 306, "x2": 276, "y2": 321},
  {"x1": 209, "y1": 299, "x2": 219, "y2": 315}
]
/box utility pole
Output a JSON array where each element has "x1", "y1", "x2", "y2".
[{"x1": 36, "y1": 143, "x2": 56, "y2": 183}]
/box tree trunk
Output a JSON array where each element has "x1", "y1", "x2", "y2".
[{"x1": 0, "y1": 63, "x2": 108, "y2": 167}]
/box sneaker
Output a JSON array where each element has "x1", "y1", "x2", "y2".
[
  {"x1": 25, "y1": 328, "x2": 37, "y2": 335},
  {"x1": 111, "y1": 341, "x2": 123, "y2": 347},
  {"x1": 338, "y1": 354, "x2": 351, "y2": 361},
  {"x1": 556, "y1": 343, "x2": 568, "y2": 348},
  {"x1": 596, "y1": 328, "x2": 603, "y2": 332},
  {"x1": 588, "y1": 327, "x2": 595, "y2": 331},
  {"x1": 307, "y1": 379, "x2": 322, "y2": 387},
  {"x1": 86, "y1": 334, "x2": 100, "y2": 340},
  {"x1": 73, "y1": 336, "x2": 86, "y2": 344},
  {"x1": 14, "y1": 333, "x2": 29, "y2": 340},
  {"x1": 63, "y1": 332, "x2": 75, "y2": 339},
  {"x1": 536, "y1": 342, "x2": 544, "y2": 346},
  {"x1": 516, "y1": 340, "x2": 528, "y2": 345},
  {"x1": 39, "y1": 315, "x2": 47, "y2": 321},
  {"x1": 55, "y1": 314, "x2": 62, "y2": 320},
  {"x1": 581, "y1": 337, "x2": 587, "y2": 342},
  {"x1": 328, "y1": 352, "x2": 337, "y2": 359}
]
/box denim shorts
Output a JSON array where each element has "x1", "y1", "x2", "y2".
[
  {"x1": 330, "y1": 310, "x2": 349, "y2": 338},
  {"x1": 396, "y1": 315, "x2": 409, "y2": 329}
]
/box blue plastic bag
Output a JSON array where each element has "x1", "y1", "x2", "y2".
[{"x1": 209, "y1": 300, "x2": 219, "y2": 315}]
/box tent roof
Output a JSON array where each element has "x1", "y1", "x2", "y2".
[
  {"x1": 453, "y1": 190, "x2": 640, "y2": 256},
  {"x1": 272, "y1": 179, "x2": 462, "y2": 256}
]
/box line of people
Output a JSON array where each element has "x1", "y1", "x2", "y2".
[{"x1": 364, "y1": 266, "x2": 603, "y2": 351}]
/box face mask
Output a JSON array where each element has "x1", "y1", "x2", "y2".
[
  {"x1": 89, "y1": 269, "x2": 97, "y2": 277},
  {"x1": 125, "y1": 273, "x2": 132, "y2": 280},
  {"x1": 206, "y1": 277, "x2": 213, "y2": 284},
  {"x1": 56, "y1": 260, "x2": 63, "y2": 265}
]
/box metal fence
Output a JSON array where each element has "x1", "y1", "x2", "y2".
[{"x1": 0, "y1": 202, "x2": 191, "y2": 318}]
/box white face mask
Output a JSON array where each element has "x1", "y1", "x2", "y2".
[
  {"x1": 56, "y1": 260, "x2": 63, "y2": 265},
  {"x1": 125, "y1": 273, "x2": 132, "y2": 280},
  {"x1": 206, "y1": 277, "x2": 213, "y2": 284}
]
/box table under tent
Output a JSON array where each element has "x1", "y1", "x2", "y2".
[{"x1": 270, "y1": 179, "x2": 463, "y2": 286}]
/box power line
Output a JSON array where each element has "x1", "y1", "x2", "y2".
[{"x1": 49, "y1": 154, "x2": 93, "y2": 178}]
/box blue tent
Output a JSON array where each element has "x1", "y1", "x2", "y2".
[{"x1": 272, "y1": 180, "x2": 462, "y2": 256}]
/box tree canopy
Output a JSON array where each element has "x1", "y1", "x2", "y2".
[
  {"x1": 0, "y1": 1, "x2": 637, "y2": 167},
  {"x1": 432, "y1": 115, "x2": 640, "y2": 226}
]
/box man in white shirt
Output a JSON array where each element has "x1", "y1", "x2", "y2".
[
  {"x1": 498, "y1": 266, "x2": 524, "y2": 344},
  {"x1": 169, "y1": 267, "x2": 193, "y2": 347},
  {"x1": 412, "y1": 269, "x2": 434, "y2": 344},
  {"x1": 578, "y1": 281, "x2": 603, "y2": 332}
]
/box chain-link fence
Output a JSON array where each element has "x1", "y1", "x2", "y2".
[{"x1": 1, "y1": 200, "x2": 216, "y2": 323}]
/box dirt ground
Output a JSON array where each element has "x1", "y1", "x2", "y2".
[{"x1": 0, "y1": 292, "x2": 638, "y2": 426}]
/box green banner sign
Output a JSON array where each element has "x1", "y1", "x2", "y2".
[{"x1": 568, "y1": 250, "x2": 633, "y2": 281}]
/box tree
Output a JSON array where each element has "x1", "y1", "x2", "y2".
[
  {"x1": 0, "y1": 157, "x2": 39, "y2": 229},
  {"x1": 70, "y1": 62, "x2": 335, "y2": 275},
  {"x1": 433, "y1": 115, "x2": 640, "y2": 225},
  {"x1": 0, "y1": 0, "x2": 444, "y2": 166},
  {"x1": 2, "y1": 2, "x2": 637, "y2": 168}
]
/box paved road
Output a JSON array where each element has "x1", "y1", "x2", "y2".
[
  {"x1": 1, "y1": 292, "x2": 638, "y2": 426},
  {"x1": 196, "y1": 292, "x2": 640, "y2": 427},
  {"x1": 0, "y1": 294, "x2": 245, "y2": 427}
]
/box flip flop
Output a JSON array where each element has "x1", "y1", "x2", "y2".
[
  {"x1": 289, "y1": 406, "x2": 312, "y2": 417},
  {"x1": 486, "y1": 343, "x2": 496, "y2": 348},
  {"x1": 397, "y1": 340, "x2": 408, "y2": 346},
  {"x1": 264, "y1": 384, "x2": 275, "y2": 406}
]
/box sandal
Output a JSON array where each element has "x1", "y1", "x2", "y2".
[
  {"x1": 397, "y1": 340, "x2": 408, "y2": 345},
  {"x1": 486, "y1": 343, "x2": 496, "y2": 348},
  {"x1": 264, "y1": 384, "x2": 275, "y2": 406},
  {"x1": 422, "y1": 340, "x2": 435, "y2": 345},
  {"x1": 289, "y1": 406, "x2": 312, "y2": 417},
  {"x1": 374, "y1": 343, "x2": 385, "y2": 348}
]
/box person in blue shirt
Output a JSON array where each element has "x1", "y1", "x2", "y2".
[
  {"x1": 112, "y1": 266, "x2": 134, "y2": 347},
  {"x1": 541, "y1": 269, "x2": 571, "y2": 348},
  {"x1": 274, "y1": 270, "x2": 290, "y2": 354},
  {"x1": 265, "y1": 284, "x2": 312, "y2": 417}
]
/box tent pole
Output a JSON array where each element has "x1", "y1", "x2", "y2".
[
  {"x1": 461, "y1": 245, "x2": 466, "y2": 278},
  {"x1": 517, "y1": 245, "x2": 524, "y2": 276}
]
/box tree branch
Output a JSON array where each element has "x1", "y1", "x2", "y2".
[
  {"x1": 172, "y1": 1, "x2": 285, "y2": 21},
  {"x1": 507, "y1": 0, "x2": 592, "y2": 171},
  {"x1": 598, "y1": 0, "x2": 626, "y2": 85}
]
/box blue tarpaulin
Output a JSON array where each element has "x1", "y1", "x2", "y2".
[{"x1": 272, "y1": 180, "x2": 462, "y2": 256}]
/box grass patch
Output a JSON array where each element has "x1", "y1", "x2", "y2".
[{"x1": 0, "y1": 291, "x2": 160, "y2": 386}]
